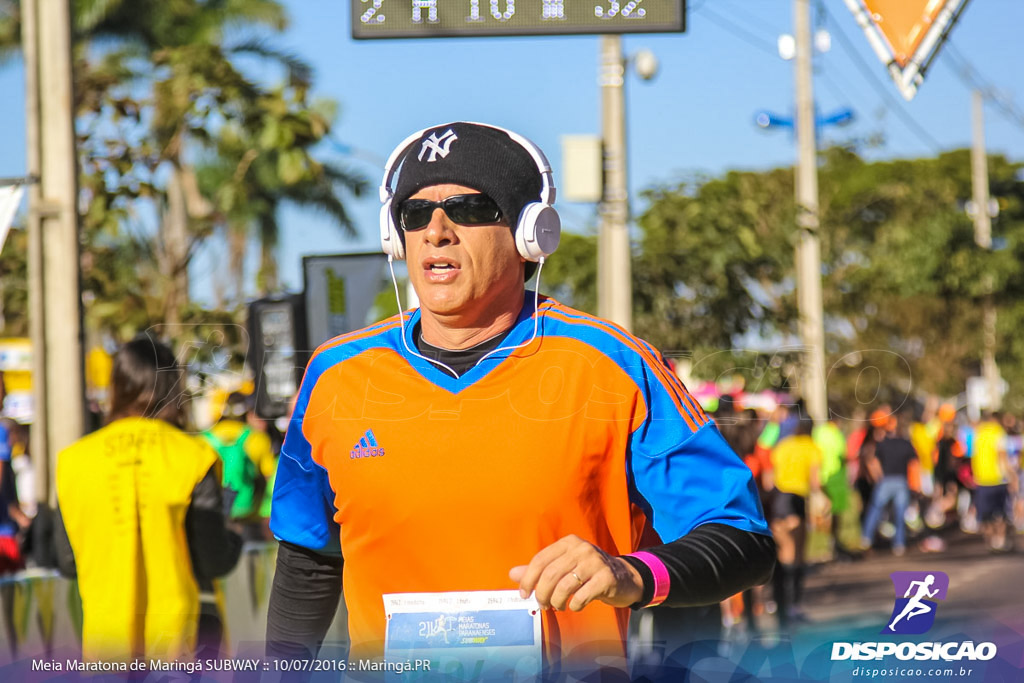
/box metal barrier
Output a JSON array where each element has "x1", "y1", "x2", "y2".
[{"x1": 0, "y1": 542, "x2": 348, "y2": 660}]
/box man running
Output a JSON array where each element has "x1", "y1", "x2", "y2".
[{"x1": 266, "y1": 122, "x2": 775, "y2": 675}]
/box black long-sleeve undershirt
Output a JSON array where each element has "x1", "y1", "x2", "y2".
[
  {"x1": 264, "y1": 524, "x2": 774, "y2": 659},
  {"x1": 619, "y1": 524, "x2": 775, "y2": 608},
  {"x1": 266, "y1": 541, "x2": 345, "y2": 659}
]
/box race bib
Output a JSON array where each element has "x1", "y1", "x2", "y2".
[{"x1": 383, "y1": 590, "x2": 542, "y2": 681}]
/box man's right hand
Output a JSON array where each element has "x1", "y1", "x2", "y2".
[{"x1": 508, "y1": 534, "x2": 644, "y2": 612}]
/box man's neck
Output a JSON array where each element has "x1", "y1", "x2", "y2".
[{"x1": 419, "y1": 299, "x2": 525, "y2": 351}]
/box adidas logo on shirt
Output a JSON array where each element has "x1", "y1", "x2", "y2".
[{"x1": 350, "y1": 429, "x2": 386, "y2": 459}]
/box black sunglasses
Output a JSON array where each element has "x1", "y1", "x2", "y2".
[{"x1": 398, "y1": 193, "x2": 503, "y2": 232}]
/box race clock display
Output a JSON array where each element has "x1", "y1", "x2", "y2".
[{"x1": 353, "y1": 0, "x2": 686, "y2": 39}]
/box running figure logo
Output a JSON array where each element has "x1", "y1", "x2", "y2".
[
  {"x1": 884, "y1": 571, "x2": 949, "y2": 635},
  {"x1": 425, "y1": 614, "x2": 454, "y2": 644}
]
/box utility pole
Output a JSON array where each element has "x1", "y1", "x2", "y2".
[
  {"x1": 598, "y1": 35, "x2": 632, "y2": 332},
  {"x1": 163, "y1": 168, "x2": 189, "y2": 328},
  {"x1": 793, "y1": 0, "x2": 827, "y2": 423},
  {"x1": 22, "y1": 0, "x2": 47, "y2": 507},
  {"x1": 23, "y1": 0, "x2": 86, "y2": 505},
  {"x1": 970, "y1": 90, "x2": 1000, "y2": 411}
]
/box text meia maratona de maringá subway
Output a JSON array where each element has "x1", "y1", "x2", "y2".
[{"x1": 32, "y1": 659, "x2": 262, "y2": 673}]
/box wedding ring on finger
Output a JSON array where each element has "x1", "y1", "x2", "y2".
[{"x1": 572, "y1": 572, "x2": 584, "y2": 586}]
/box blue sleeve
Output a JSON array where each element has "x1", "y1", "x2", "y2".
[
  {"x1": 0, "y1": 425, "x2": 10, "y2": 462},
  {"x1": 629, "y1": 415, "x2": 770, "y2": 542},
  {"x1": 269, "y1": 393, "x2": 341, "y2": 556}
]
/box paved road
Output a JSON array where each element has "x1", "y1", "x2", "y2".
[
  {"x1": 800, "y1": 530, "x2": 1024, "y2": 636},
  {"x1": 701, "y1": 529, "x2": 1024, "y2": 681}
]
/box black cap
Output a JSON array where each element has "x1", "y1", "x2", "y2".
[{"x1": 391, "y1": 122, "x2": 543, "y2": 236}]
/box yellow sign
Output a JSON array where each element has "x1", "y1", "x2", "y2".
[
  {"x1": 863, "y1": 0, "x2": 946, "y2": 67},
  {"x1": 0, "y1": 337, "x2": 32, "y2": 392},
  {"x1": 86, "y1": 346, "x2": 113, "y2": 391},
  {"x1": 845, "y1": 0, "x2": 970, "y2": 100}
]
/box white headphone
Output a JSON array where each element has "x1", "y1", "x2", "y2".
[{"x1": 378, "y1": 122, "x2": 561, "y2": 262}]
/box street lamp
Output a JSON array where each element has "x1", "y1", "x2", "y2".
[
  {"x1": 598, "y1": 37, "x2": 658, "y2": 332},
  {"x1": 754, "y1": 107, "x2": 855, "y2": 134}
]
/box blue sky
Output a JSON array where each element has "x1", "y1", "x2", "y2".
[{"x1": 0, "y1": 0, "x2": 1022, "y2": 300}]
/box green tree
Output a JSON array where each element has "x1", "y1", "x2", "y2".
[
  {"x1": 0, "y1": 226, "x2": 28, "y2": 336},
  {"x1": 543, "y1": 149, "x2": 1024, "y2": 410},
  {"x1": 634, "y1": 168, "x2": 796, "y2": 354},
  {"x1": 0, "y1": 0, "x2": 365, "y2": 347},
  {"x1": 817, "y1": 148, "x2": 1024, "y2": 408},
  {"x1": 539, "y1": 230, "x2": 598, "y2": 314},
  {"x1": 195, "y1": 88, "x2": 365, "y2": 302}
]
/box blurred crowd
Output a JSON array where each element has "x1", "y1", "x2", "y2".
[
  {"x1": 710, "y1": 394, "x2": 1021, "y2": 636},
  {"x1": 1, "y1": 337, "x2": 1022, "y2": 658}
]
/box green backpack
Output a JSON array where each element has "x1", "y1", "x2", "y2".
[{"x1": 202, "y1": 426, "x2": 263, "y2": 520}]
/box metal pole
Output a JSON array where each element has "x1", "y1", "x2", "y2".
[
  {"x1": 793, "y1": 0, "x2": 827, "y2": 422},
  {"x1": 163, "y1": 169, "x2": 187, "y2": 328},
  {"x1": 599, "y1": 35, "x2": 633, "y2": 331},
  {"x1": 971, "y1": 90, "x2": 1000, "y2": 410},
  {"x1": 33, "y1": 0, "x2": 86, "y2": 504}
]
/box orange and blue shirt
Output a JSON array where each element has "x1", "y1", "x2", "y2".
[{"x1": 271, "y1": 295, "x2": 769, "y2": 662}]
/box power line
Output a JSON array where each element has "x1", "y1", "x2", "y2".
[
  {"x1": 813, "y1": 17, "x2": 870, "y2": 115},
  {"x1": 694, "y1": 2, "x2": 944, "y2": 152},
  {"x1": 819, "y1": 4, "x2": 942, "y2": 153},
  {"x1": 694, "y1": 5, "x2": 779, "y2": 58},
  {"x1": 817, "y1": 69, "x2": 855, "y2": 110},
  {"x1": 700, "y1": 0, "x2": 778, "y2": 46},
  {"x1": 816, "y1": 46, "x2": 887, "y2": 136},
  {"x1": 943, "y1": 41, "x2": 1024, "y2": 132}
]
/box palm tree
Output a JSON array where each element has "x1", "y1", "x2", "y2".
[
  {"x1": 196, "y1": 88, "x2": 365, "y2": 301},
  {"x1": 0, "y1": 0, "x2": 365, "y2": 340}
]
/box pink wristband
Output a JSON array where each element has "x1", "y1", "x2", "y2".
[{"x1": 628, "y1": 551, "x2": 670, "y2": 607}]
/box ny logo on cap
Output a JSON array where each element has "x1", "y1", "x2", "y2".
[{"x1": 418, "y1": 129, "x2": 458, "y2": 162}]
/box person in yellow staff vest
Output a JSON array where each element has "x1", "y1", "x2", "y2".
[{"x1": 54, "y1": 336, "x2": 242, "y2": 662}]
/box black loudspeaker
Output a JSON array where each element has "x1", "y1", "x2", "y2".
[{"x1": 247, "y1": 295, "x2": 308, "y2": 420}]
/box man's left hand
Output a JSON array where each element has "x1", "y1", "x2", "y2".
[{"x1": 508, "y1": 534, "x2": 644, "y2": 612}]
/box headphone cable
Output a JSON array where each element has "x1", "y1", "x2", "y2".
[
  {"x1": 387, "y1": 256, "x2": 546, "y2": 379},
  {"x1": 477, "y1": 257, "x2": 545, "y2": 366}
]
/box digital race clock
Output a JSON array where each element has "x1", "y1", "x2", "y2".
[{"x1": 352, "y1": 0, "x2": 686, "y2": 39}]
